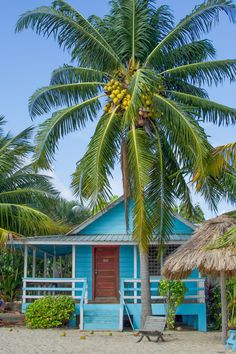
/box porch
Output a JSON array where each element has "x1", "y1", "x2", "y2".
[{"x1": 21, "y1": 276, "x2": 206, "y2": 331}]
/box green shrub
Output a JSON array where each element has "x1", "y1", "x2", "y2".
[
  {"x1": 25, "y1": 296, "x2": 75, "y2": 329},
  {"x1": 159, "y1": 279, "x2": 186, "y2": 330}
]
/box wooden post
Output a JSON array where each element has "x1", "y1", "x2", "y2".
[
  {"x1": 44, "y1": 253, "x2": 47, "y2": 278},
  {"x1": 32, "y1": 248, "x2": 36, "y2": 278},
  {"x1": 134, "y1": 245, "x2": 138, "y2": 304},
  {"x1": 24, "y1": 245, "x2": 28, "y2": 278},
  {"x1": 220, "y1": 271, "x2": 228, "y2": 344},
  {"x1": 53, "y1": 255, "x2": 57, "y2": 277},
  {"x1": 23, "y1": 245, "x2": 28, "y2": 304},
  {"x1": 72, "y1": 245, "x2": 76, "y2": 298}
]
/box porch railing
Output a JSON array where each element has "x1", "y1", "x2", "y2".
[
  {"x1": 22, "y1": 277, "x2": 88, "y2": 329},
  {"x1": 121, "y1": 278, "x2": 205, "y2": 303},
  {"x1": 119, "y1": 277, "x2": 205, "y2": 329}
]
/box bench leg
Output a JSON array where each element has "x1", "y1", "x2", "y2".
[
  {"x1": 137, "y1": 335, "x2": 144, "y2": 343},
  {"x1": 146, "y1": 336, "x2": 151, "y2": 342},
  {"x1": 155, "y1": 334, "x2": 165, "y2": 343}
]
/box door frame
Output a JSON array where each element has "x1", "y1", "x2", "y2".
[{"x1": 92, "y1": 245, "x2": 120, "y2": 301}]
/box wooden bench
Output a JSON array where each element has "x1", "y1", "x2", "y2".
[
  {"x1": 226, "y1": 330, "x2": 236, "y2": 351},
  {"x1": 137, "y1": 316, "x2": 166, "y2": 343}
]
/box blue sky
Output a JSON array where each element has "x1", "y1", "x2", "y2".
[{"x1": 1, "y1": 0, "x2": 236, "y2": 218}]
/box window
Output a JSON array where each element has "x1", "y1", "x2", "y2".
[{"x1": 148, "y1": 244, "x2": 180, "y2": 276}]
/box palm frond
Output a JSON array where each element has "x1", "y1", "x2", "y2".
[
  {"x1": 16, "y1": 1, "x2": 121, "y2": 70},
  {"x1": 72, "y1": 109, "x2": 121, "y2": 209},
  {"x1": 170, "y1": 91, "x2": 236, "y2": 126},
  {"x1": 163, "y1": 40, "x2": 216, "y2": 69},
  {"x1": 162, "y1": 60, "x2": 236, "y2": 86},
  {"x1": 50, "y1": 65, "x2": 110, "y2": 85},
  {"x1": 107, "y1": 0, "x2": 153, "y2": 62},
  {"x1": 166, "y1": 79, "x2": 209, "y2": 98},
  {"x1": 154, "y1": 94, "x2": 210, "y2": 171},
  {"x1": 29, "y1": 82, "x2": 104, "y2": 118},
  {"x1": 145, "y1": 0, "x2": 236, "y2": 66},
  {"x1": 149, "y1": 5, "x2": 174, "y2": 44},
  {"x1": 208, "y1": 225, "x2": 236, "y2": 249},
  {"x1": 0, "y1": 203, "x2": 58, "y2": 236},
  {"x1": 33, "y1": 95, "x2": 103, "y2": 170},
  {"x1": 127, "y1": 124, "x2": 153, "y2": 250},
  {"x1": 214, "y1": 142, "x2": 236, "y2": 167},
  {"x1": 0, "y1": 127, "x2": 33, "y2": 176},
  {"x1": 147, "y1": 126, "x2": 175, "y2": 245}
]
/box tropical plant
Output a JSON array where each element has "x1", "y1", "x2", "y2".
[
  {"x1": 159, "y1": 279, "x2": 186, "y2": 329},
  {"x1": 25, "y1": 295, "x2": 75, "y2": 328},
  {"x1": 205, "y1": 279, "x2": 222, "y2": 330},
  {"x1": 16, "y1": 0, "x2": 236, "y2": 326},
  {"x1": 0, "y1": 117, "x2": 65, "y2": 246},
  {"x1": 0, "y1": 249, "x2": 24, "y2": 302},
  {"x1": 46, "y1": 198, "x2": 90, "y2": 227},
  {"x1": 174, "y1": 202, "x2": 205, "y2": 224},
  {"x1": 227, "y1": 278, "x2": 236, "y2": 329}
]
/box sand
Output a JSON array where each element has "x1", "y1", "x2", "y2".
[{"x1": 0, "y1": 328, "x2": 228, "y2": 354}]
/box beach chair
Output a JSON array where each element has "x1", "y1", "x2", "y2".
[{"x1": 136, "y1": 316, "x2": 166, "y2": 343}]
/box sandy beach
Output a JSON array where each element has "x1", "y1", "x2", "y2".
[{"x1": 0, "y1": 328, "x2": 228, "y2": 354}]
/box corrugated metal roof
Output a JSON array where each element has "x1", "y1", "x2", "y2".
[{"x1": 11, "y1": 233, "x2": 191, "y2": 244}]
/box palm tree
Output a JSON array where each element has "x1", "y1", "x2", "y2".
[
  {"x1": 16, "y1": 0, "x2": 236, "y2": 325},
  {"x1": 46, "y1": 198, "x2": 90, "y2": 227},
  {"x1": 0, "y1": 117, "x2": 64, "y2": 245}
]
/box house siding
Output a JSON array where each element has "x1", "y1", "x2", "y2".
[
  {"x1": 75, "y1": 245, "x2": 93, "y2": 300},
  {"x1": 120, "y1": 245, "x2": 134, "y2": 281}
]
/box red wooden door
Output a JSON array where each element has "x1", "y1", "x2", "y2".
[{"x1": 93, "y1": 246, "x2": 119, "y2": 300}]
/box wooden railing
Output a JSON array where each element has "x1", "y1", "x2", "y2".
[
  {"x1": 119, "y1": 277, "x2": 205, "y2": 330},
  {"x1": 121, "y1": 278, "x2": 206, "y2": 304},
  {"x1": 22, "y1": 277, "x2": 88, "y2": 329}
]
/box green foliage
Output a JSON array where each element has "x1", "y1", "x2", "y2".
[
  {"x1": 174, "y1": 202, "x2": 205, "y2": 224},
  {"x1": 205, "y1": 280, "x2": 222, "y2": 330},
  {"x1": 45, "y1": 198, "x2": 90, "y2": 227},
  {"x1": 227, "y1": 278, "x2": 236, "y2": 329},
  {"x1": 0, "y1": 117, "x2": 69, "y2": 246},
  {"x1": 0, "y1": 249, "x2": 23, "y2": 302},
  {"x1": 15, "y1": 0, "x2": 236, "y2": 249},
  {"x1": 25, "y1": 296, "x2": 75, "y2": 329},
  {"x1": 159, "y1": 279, "x2": 186, "y2": 329},
  {"x1": 206, "y1": 278, "x2": 236, "y2": 330}
]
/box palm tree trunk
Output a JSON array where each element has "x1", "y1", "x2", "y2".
[
  {"x1": 121, "y1": 139, "x2": 130, "y2": 231},
  {"x1": 139, "y1": 246, "x2": 152, "y2": 328},
  {"x1": 220, "y1": 271, "x2": 228, "y2": 344}
]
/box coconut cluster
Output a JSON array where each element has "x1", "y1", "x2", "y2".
[
  {"x1": 139, "y1": 94, "x2": 155, "y2": 119},
  {"x1": 104, "y1": 79, "x2": 131, "y2": 113}
]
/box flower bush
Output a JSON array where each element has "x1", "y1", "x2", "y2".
[{"x1": 25, "y1": 296, "x2": 75, "y2": 329}]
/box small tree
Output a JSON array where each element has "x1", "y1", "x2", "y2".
[{"x1": 159, "y1": 279, "x2": 186, "y2": 329}]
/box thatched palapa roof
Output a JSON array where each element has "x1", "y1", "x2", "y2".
[{"x1": 162, "y1": 215, "x2": 236, "y2": 279}]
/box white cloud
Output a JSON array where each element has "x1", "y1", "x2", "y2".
[{"x1": 45, "y1": 170, "x2": 73, "y2": 200}]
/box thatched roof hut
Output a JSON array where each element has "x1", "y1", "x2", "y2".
[
  {"x1": 162, "y1": 215, "x2": 236, "y2": 279},
  {"x1": 162, "y1": 214, "x2": 236, "y2": 344}
]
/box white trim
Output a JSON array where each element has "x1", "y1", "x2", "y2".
[
  {"x1": 133, "y1": 245, "x2": 137, "y2": 304},
  {"x1": 72, "y1": 245, "x2": 76, "y2": 298},
  {"x1": 23, "y1": 245, "x2": 28, "y2": 304},
  {"x1": 10, "y1": 239, "x2": 187, "y2": 246}
]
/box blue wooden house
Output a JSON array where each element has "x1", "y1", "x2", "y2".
[{"x1": 11, "y1": 197, "x2": 206, "y2": 331}]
